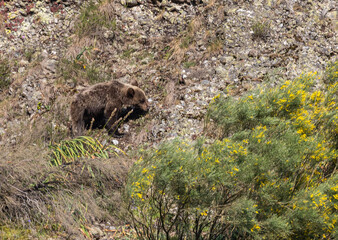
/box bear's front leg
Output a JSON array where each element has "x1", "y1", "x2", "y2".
[{"x1": 104, "y1": 106, "x2": 123, "y2": 136}]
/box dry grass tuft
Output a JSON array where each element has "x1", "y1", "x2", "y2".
[
  {"x1": 165, "y1": 15, "x2": 206, "y2": 65},
  {"x1": 205, "y1": 0, "x2": 217, "y2": 10},
  {"x1": 207, "y1": 37, "x2": 223, "y2": 55},
  {"x1": 0, "y1": 141, "x2": 132, "y2": 237},
  {"x1": 67, "y1": 36, "x2": 102, "y2": 61},
  {"x1": 0, "y1": 15, "x2": 5, "y2": 34},
  {"x1": 167, "y1": 38, "x2": 188, "y2": 64},
  {"x1": 98, "y1": 0, "x2": 116, "y2": 21},
  {"x1": 188, "y1": 15, "x2": 203, "y2": 34},
  {"x1": 252, "y1": 19, "x2": 271, "y2": 40}
]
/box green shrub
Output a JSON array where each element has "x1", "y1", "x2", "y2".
[
  {"x1": 208, "y1": 70, "x2": 337, "y2": 147},
  {"x1": 125, "y1": 69, "x2": 338, "y2": 239},
  {"x1": 0, "y1": 58, "x2": 11, "y2": 90},
  {"x1": 324, "y1": 61, "x2": 338, "y2": 84}
]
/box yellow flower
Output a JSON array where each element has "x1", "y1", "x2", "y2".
[
  {"x1": 251, "y1": 224, "x2": 261, "y2": 232},
  {"x1": 200, "y1": 210, "x2": 208, "y2": 216},
  {"x1": 212, "y1": 94, "x2": 220, "y2": 102}
]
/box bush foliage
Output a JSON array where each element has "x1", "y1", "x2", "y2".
[
  {"x1": 125, "y1": 63, "x2": 338, "y2": 239},
  {"x1": 324, "y1": 61, "x2": 338, "y2": 85}
]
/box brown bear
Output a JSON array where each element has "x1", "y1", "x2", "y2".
[{"x1": 70, "y1": 80, "x2": 149, "y2": 136}]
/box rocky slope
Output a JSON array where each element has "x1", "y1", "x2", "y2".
[
  {"x1": 0, "y1": 0, "x2": 337, "y2": 238},
  {"x1": 0, "y1": 0, "x2": 337, "y2": 149}
]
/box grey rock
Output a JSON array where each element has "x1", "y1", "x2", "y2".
[
  {"x1": 121, "y1": 0, "x2": 139, "y2": 7},
  {"x1": 228, "y1": 66, "x2": 239, "y2": 83},
  {"x1": 215, "y1": 66, "x2": 227, "y2": 76},
  {"x1": 123, "y1": 124, "x2": 130, "y2": 132},
  {"x1": 108, "y1": 226, "x2": 116, "y2": 231},
  {"x1": 19, "y1": 59, "x2": 29, "y2": 66},
  {"x1": 18, "y1": 67, "x2": 26, "y2": 73},
  {"x1": 88, "y1": 226, "x2": 104, "y2": 238},
  {"x1": 104, "y1": 30, "x2": 115, "y2": 40},
  {"x1": 41, "y1": 59, "x2": 57, "y2": 74}
]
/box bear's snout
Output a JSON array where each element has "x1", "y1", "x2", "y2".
[{"x1": 140, "y1": 101, "x2": 149, "y2": 112}]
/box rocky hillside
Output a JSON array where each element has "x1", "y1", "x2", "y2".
[
  {"x1": 0, "y1": 0, "x2": 337, "y2": 148},
  {"x1": 0, "y1": 0, "x2": 337, "y2": 238}
]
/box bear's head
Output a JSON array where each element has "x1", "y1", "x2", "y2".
[{"x1": 124, "y1": 85, "x2": 149, "y2": 112}]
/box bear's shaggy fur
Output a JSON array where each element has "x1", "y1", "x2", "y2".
[{"x1": 70, "y1": 80, "x2": 149, "y2": 136}]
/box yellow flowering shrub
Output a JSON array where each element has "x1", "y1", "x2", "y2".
[
  {"x1": 206, "y1": 63, "x2": 338, "y2": 239},
  {"x1": 126, "y1": 139, "x2": 266, "y2": 239},
  {"x1": 125, "y1": 63, "x2": 338, "y2": 239}
]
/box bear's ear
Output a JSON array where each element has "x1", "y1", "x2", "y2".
[
  {"x1": 127, "y1": 88, "x2": 135, "y2": 98},
  {"x1": 130, "y1": 79, "x2": 139, "y2": 87}
]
